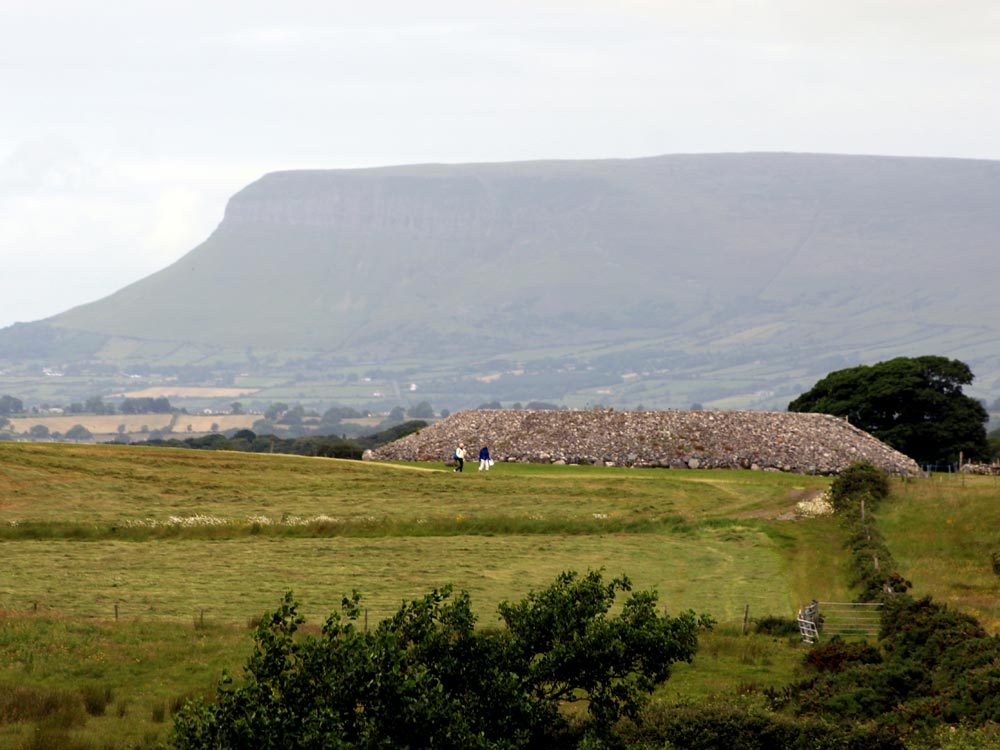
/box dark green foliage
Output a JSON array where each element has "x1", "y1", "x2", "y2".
[
  {"x1": 84, "y1": 395, "x2": 115, "y2": 415},
  {"x1": 833, "y1": 467, "x2": 910, "y2": 602},
  {"x1": 0, "y1": 394, "x2": 23, "y2": 415},
  {"x1": 361, "y1": 420, "x2": 427, "y2": 449},
  {"x1": 829, "y1": 462, "x2": 892, "y2": 514},
  {"x1": 804, "y1": 640, "x2": 883, "y2": 673},
  {"x1": 407, "y1": 400, "x2": 435, "y2": 419},
  {"x1": 789, "y1": 356, "x2": 989, "y2": 465},
  {"x1": 793, "y1": 596, "x2": 1000, "y2": 733},
  {"x1": 170, "y1": 571, "x2": 705, "y2": 749},
  {"x1": 779, "y1": 466, "x2": 1000, "y2": 740},
  {"x1": 136, "y1": 420, "x2": 427, "y2": 459},
  {"x1": 620, "y1": 699, "x2": 905, "y2": 750},
  {"x1": 120, "y1": 396, "x2": 173, "y2": 414},
  {"x1": 752, "y1": 616, "x2": 801, "y2": 638}
]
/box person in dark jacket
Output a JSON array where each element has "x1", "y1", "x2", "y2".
[{"x1": 478, "y1": 444, "x2": 491, "y2": 472}]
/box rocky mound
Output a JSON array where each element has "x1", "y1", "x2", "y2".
[{"x1": 368, "y1": 409, "x2": 919, "y2": 475}]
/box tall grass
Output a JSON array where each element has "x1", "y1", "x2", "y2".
[{"x1": 879, "y1": 474, "x2": 1000, "y2": 632}]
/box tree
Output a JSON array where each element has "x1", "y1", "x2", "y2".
[
  {"x1": 377, "y1": 406, "x2": 406, "y2": 429},
  {"x1": 0, "y1": 395, "x2": 23, "y2": 415},
  {"x1": 406, "y1": 400, "x2": 435, "y2": 419},
  {"x1": 171, "y1": 571, "x2": 707, "y2": 749},
  {"x1": 827, "y1": 461, "x2": 891, "y2": 514},
  {"x1": 230, "y1": 401, "x2": 244, "y2": 415},
  {"x1": 120, "y1": 397, "x2": 171, "y2": 414},
  {"x1": 788, "y1": 356, "x2": 989, "y2": 465},
  {"x1": 64, "y1": 424, "x2": 93, "y2": 442},
  {"x1": 277, "y1": 404, "x2": 305, "y2": 426},
  {"x1": 85, "y1": 395, "x2": 114, "y2": 415},
  {"x1": 264, "y1": 402, "x2": 288, "y2": 420},
  {"x1": 29, "y1": 424, "x2": 50, "y2": 439}
]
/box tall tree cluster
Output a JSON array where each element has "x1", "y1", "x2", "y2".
[{"x1": 789, "y1": 356, "x2": 989, "y2": 465}]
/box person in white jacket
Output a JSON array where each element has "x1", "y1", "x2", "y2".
[{"x1": 453, "y1": 444, "x2": 466, "y2": 472}]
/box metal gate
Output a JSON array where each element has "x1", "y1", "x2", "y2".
[{"x1": 797, "y1": 600, "x2": 882, "y2": 644}]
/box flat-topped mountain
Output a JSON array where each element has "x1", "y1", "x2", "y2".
[{"x1": 3, "y1": 152, "x2": 999, "y2": 411}]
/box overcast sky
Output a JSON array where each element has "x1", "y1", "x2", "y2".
[{"x1": 2, "y1": 0, "x2": 999, "y2": 330}]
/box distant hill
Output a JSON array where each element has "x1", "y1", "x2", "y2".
[{"x1": 2, "y1": 152, "x2": 1000, "y2": 412}]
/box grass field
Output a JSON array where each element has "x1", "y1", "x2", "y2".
[
  {"x1": 3, "y1": 414, "x2": 258, "y2": 436},
  {"x1": 120, "y1": 387, "x2": 260, "y2": 399},
  {"x1": 878, "y1": 473, "x2": 1000, "y2": 632},
  {"x1": 0, "y1": 442, "x2": 996, "y2": 748}
]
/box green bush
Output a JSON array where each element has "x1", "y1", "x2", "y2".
[
  {"x1": 621, "y1": 698, "x2": 905, "y2": 750},
  {"x1": 830, "y1": 462, "x2": 892, "y2": 514},
  {"x1": 791, "y1": 596, "x2": 1000, "y2": 734},
  {"x1": 752, "y1": 616, "x2": 800, "y2": 638},
  {"x1": 804, "y1": 640, "x2": 883, "y2": 673},
  {"x1": 171, "y1": 571, "x2": 709, "y2": 749}
]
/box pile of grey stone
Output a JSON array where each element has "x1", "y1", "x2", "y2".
[{"x1": 367, "y1": 409, "x2": 919, "y2": 476}]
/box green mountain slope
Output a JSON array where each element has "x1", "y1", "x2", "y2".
[{"x1": 3, "y1": 152, "x2": 1000, "y2": 409}]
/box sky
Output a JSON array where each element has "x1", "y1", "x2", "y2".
[{"x1": 2, "y1": 0, "x2": 1000, "y2": 330}]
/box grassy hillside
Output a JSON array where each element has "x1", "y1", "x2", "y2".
[
  {"x1": 0, "y1": 443, "x2": 997, "y2": 748},
  {"x1": 3, "y1": 153, "x2": 1000, "y2": 412}
]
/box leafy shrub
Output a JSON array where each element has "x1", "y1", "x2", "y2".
[
  {"x1": 805, "y1": 639, "x2": 883, "y2": 673},
  {"x1": 792, "y1": 596, "x2": 1000, "y2": 733},
  {"x1": 752, "y1": 616, "x2": 800, "y2": 637},
  {"x1": 622, "y1": 697, "x2": 905, "y2": 750},
  {"x1": 830, "y1": 462, "x2": 891, "y2": 514},
  {"x1": 171, "y1": 571, "x2": 708, "y2": 750}
]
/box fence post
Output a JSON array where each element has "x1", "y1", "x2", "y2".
[
  {"x1": 114, "y1": 603, "x2": 119, "y2": 622},
  {"x1": 742, "y1": 604, "x2": 749, "y2": 635}
]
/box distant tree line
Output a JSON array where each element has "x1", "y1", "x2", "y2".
[
  {"x1": 0, "y1": 395, "x2": 23, "y2": 415},
  {"x1": 134, "y1": 421, "x2": 428, "y2": 459}
]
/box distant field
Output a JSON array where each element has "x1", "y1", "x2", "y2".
[
  {"x1": 3, "y1": 413, "x2": 258, "y2": 435},
  {"x1": 121, "y1": 386, "x2": 260, "y2": 399}
]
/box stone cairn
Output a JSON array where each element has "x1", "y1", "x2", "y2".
[
  {"x1": 960, "y1": 462, "x2": 1000, "y2": 475},
  {"x1": 367, "y1": 409, "x2": 920, "y2": 476}
]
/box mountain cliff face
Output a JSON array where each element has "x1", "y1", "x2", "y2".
[{"x1": 3, "y1": 153, "x2": 1000, "y2": 410}]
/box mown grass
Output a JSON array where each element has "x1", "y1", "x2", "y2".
[
  {"x1": 0, "y1": 443, "x2": 828, "y2": 526},
  {"x1": 0, "y1": 443, "x2": 995, "y2": 748}
]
